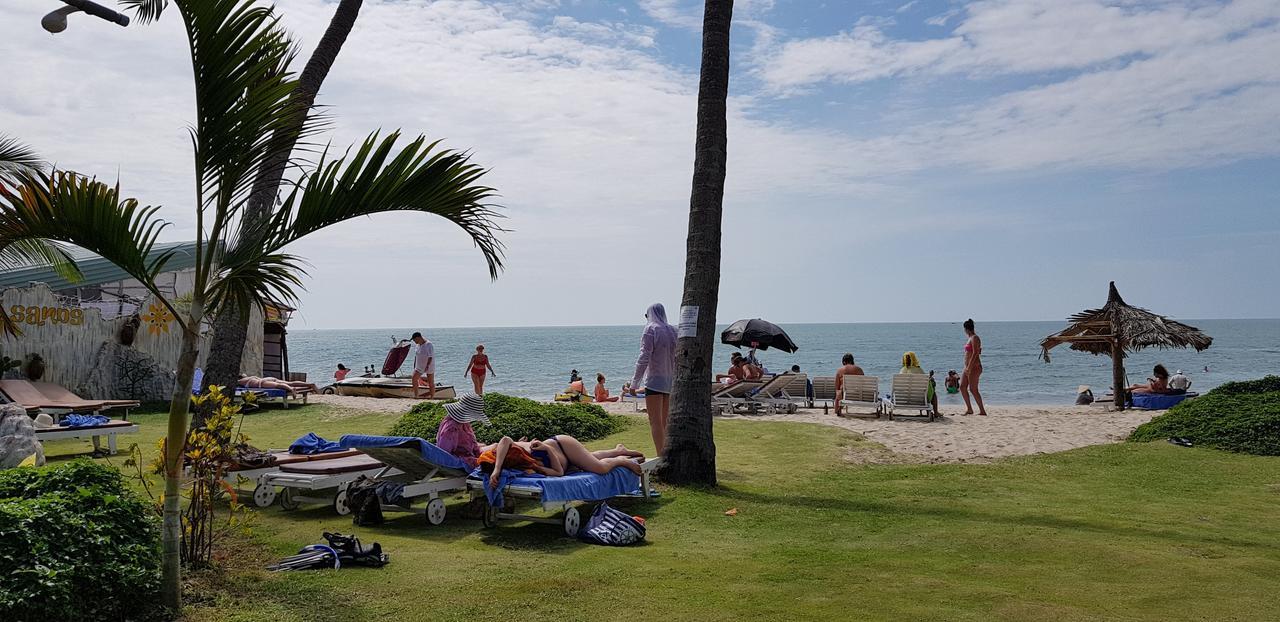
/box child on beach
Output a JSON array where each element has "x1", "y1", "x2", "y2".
[{"x1": 463, "y1": 345, "x2": 495, "y2": 394}]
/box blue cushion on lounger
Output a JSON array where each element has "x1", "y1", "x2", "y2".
[
  {"x1": 468, "y1": 465, "x2": 641, "y2": 507},
  {"x1": 1131, "y1": 392, "x2": 1196, "y2": 410},
  {"x1": 337, "y1": 435, "x2": 469, "y2": 472},
  {"x1": 236, "y1": 387, "x2": 288, "y2": 398}
]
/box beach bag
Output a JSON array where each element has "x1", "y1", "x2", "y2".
[
  {"x1": 347, "y1": 476, "x2": 384, "y2": 526},
  {"x1": 579, "y1": 502, "x2": 646, "y2": 546}
]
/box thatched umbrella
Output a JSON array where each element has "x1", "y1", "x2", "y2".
[{"x1": 1040, "y1": 281, "x2": 1212, "y2": 409}]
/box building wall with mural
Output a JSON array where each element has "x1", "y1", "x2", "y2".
[{"x1": 0, "y1": 284, "x2": 263, "y2": 401}]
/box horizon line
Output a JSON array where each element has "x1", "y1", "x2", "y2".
[{"x1": 287, "y1": 317, "x2": 1279, "y2": 332}]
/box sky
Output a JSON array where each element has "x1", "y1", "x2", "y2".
[{"x1": 2, "y1": 0, "x2": 1278, "y2": 329}]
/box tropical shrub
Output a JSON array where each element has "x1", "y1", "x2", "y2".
[
  {"x1": 389, "y1": 393, "x2": 629, "y2": 445},
  {"x1": 0, "y1": 460, "x2": 162, "y2": 621},
  {"x1": 1128, "y1": 378, "x2": 1280, "y2": 455},
  {"x1": 150, "y1": 385, "x2": 252, "y2": 568}
]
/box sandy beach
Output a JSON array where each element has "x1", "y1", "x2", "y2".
[{"x1": 312, "y1": 394, "x2": 1160, "y2": 464}]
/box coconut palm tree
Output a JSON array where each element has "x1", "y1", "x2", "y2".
[
  {"x1": 0, "y1": 137, "x2": 79, "y2": 314},
  {"x1": 659, "y1": 0, "x2": 733, "y2": 486},
  {"x1": 0, "y1": 0, "x2": 503, "y2": 611},
  {"x1": 203, "y1": 0, "x2": 366, "y2": 392}
]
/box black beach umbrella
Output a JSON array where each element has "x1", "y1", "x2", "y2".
[{"x1": 721, "y1": 319, "x2": 799, "y2": 353}]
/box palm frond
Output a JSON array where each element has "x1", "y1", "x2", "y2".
[
  {"x1": 0, "y1": 135, "x2": 44, "y2": 188},
  {"x1": 174, "y1": 0, "x2": 319, "y2": 226},
  {"x1": 118, "y1": 0, "x2": 169, "y2": 24},
  {"x1": 280, "y1": 132, "x2": 502, "y2": 270},
  {"x1": 213, "y1": 132, "x2": 504, "y2": 316},
  {"x1": 0, "y1": 170, "x2": 182, "y2": 336}
]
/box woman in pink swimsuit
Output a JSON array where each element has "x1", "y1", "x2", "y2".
[{"x1": 960, "y1": 319, "x2": 987, "y2": 416}]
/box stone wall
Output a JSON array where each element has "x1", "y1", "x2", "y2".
[{"x1": 1, "y1": 284, "x2": 265, "y2": 401}]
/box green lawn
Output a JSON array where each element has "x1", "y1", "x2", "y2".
[{"x1": 43, "y1": 405, "x2": 1280, "y2": 622}]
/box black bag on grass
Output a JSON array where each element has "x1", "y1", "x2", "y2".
[{"x1": 347, "y1": 476, "x2": 384, "y2": 526}]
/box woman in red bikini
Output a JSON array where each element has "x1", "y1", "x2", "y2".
[
  {"x1": 463, "y1": 344, "x2": 496, "y2": 394},
  {"x1": 960, "y1": 318, "x2": 988, "y2": 416}
]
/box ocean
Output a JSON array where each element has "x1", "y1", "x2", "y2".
[{"x1": 285, "y1": 319, "x2": 1280, "y2": 405}]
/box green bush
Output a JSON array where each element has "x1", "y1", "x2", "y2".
[
  {"x1": 1128, "y1": 380, "x2": 1280, "y2": 455},
  {"x1": 0, "y1": 460, "x2": 163, "y2": 621},
  {"x1": 389, "y1": 393, "x2": 629, "y2": 445}
]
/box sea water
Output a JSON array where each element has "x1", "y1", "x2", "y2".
[{"x1": 285, "y1": 319, "x2": 1280, "y2": 405}]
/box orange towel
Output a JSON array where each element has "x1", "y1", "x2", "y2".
[{"x1": 477, "y1": 443, "x2": 540, "y2": 473}]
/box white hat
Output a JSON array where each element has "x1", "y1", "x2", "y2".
[{"x1": 443, "y1": 393, "x2": 490, "y2": 425}]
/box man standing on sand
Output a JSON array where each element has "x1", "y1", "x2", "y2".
[{"x1": 411, "y1": 332, "x2": 435, "y2": 399}]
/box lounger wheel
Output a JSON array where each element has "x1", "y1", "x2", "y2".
[
  {"x1": 279, "y1": 488, "x2": 300, "y2": 511},
  {"x1": 426, "y1": 498, "x2": 446, "y2": 525},
  {"x1": 252, "y1": 483, "x2": 277, "y2": 508},
  {"x1": 333, "y1": 488, "x2": 351, "y2": 516},
  {"x1": 481, "y1": 502, "x2": 498, "y2": 528},
  {"x1": 563, "y1": 506, "x2": 582, "y2": 538}
]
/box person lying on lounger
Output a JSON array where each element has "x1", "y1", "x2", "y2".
[
  {"x1": 478, "y1": 435, "x2": 643, "y2": 490},
  {"x1": 237, "y1": 375, "x2": 318, "y2": 396}
]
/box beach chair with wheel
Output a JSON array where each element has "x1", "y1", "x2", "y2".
[
  {"x1": 779, "y1": 373, "x2": 811, "y2": 409},
  {"x1": 838, "y1": 375, "x2": 882, "y2": 418},
  {"x1": 334, "y1": 435, "x2": 473, "y2": 525},
  {"x1": 468, "y1": 458, "x2": 661, "y2": 537},
  {"x1": 31, "y1": 382, "x2": 139, "y2": 419},
  {"x1": 711, "y1": 380, "x2": 764, "y2": 414},
  {"x1": 739, "y1": 374, "x2": 802, "y2": 414},
  {"x1": 224, "y1": 449, "x2": 360, "y2": 501},
  {"x1": 886, "y1": 373, "x2": 936, "y2": 421},
  {"x1": 254, "y1": 453, "x2": 396, "y2": 514}
]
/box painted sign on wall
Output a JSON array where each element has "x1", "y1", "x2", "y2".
[{"x1": 5, "y1": 305, "x2": 85, "y2": 327}]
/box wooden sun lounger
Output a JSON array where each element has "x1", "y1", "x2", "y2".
[
  {"x1": 712, "y1": 380, "x2": 765, "y2": 413},
  {"x1": 0, "y1": 379, "x2": 107, "y2": 416},
  {"x1": 780, "y1": 373, "x2": 811, "y2": 408},
  {"x1": 34, "y1": 419, "x2": 138, "y2": 455},
  {"x1": 32, "y1": 382, "x2": 139, "y2": 419},
  {"x1": 887, "y1": 373, "x2": 936, "y2": 421},
  {"x1": 838, "y1": 375, "x2": 882, "y2": 418},
  {"x1": 811, "y1": 376, "x2": 837, "y2": 408}
]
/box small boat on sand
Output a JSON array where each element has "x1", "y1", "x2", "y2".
[{"x1": 323, "y1": 338, "x2": 456, "y2": 400}]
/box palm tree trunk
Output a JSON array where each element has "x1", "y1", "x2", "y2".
[
  {"x1": 658, "y1": 0, "x2": 733, "y2": 486},
  {"x1": 203, "y1": 0, "x2": 365, "y2": 394},
  {"x1": 161, "y1": 300, "x2": 204, "y2": 612}
]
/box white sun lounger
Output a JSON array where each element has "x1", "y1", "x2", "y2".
[
  {"x1": 838, "y1": 375, "x2": 882, "y2": 418},
  {"x1": 467, "y1": 458, "x2": 661, "y2": 537},
  {"x1": 811, "y1": 376, "x2": 837, "y2": 408},
  {"x1": 887, "y1": 373, "x2": 936, "y2": 421},
  {"x1": 34, "y1": 419, "x2": 138, "y2": 455},
  {"x1": 712, "y1": 380, "x2": 766, "y2": 414},
  {"x1": 253, "y1": 454, "x2": 396, "y2": 514},
  {"x1": 780, "y1": 373, "x2": 812, "y2": 408}
]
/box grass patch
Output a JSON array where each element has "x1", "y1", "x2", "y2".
[
  {"x1": 1130, "y1": 376, "x2": 1280, "y2": 455},
  {"x1": 43, "y1": 403, "x2": 1280, "y2": 621}
]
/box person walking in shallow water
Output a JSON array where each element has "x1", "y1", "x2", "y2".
[
  {"x1": 463, "y1": 345, "x2": 495, "y2": 394},
  {"x1": 632, "y1": 303, "x2": 676, "y2": 456},
  {"x1": 960, "y1": 319, "x2": 987, "y2": 416}
]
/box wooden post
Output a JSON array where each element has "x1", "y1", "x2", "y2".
[{"x1": 1111, "y1": 336, "x2": 1126, "y2": 411}]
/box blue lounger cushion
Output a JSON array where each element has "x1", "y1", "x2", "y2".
[
  {"x1": 469, "y1": 465, "x2": 641, "y2": 506},
  {"x1": 1131, "y1": 392, "x2": 1197, "y2": 410},
  {"x1": 337, "y1": 434, "x2": 470, "y2": 472},
  {"x1": 235, "y1": 387, "x2": 288, "y2": 398}
]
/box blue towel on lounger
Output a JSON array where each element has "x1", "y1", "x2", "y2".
[
  {"x1": 59, "y1": 414, "x2": 110, "y2": 428},
  {"x1": 470, "y1": 466, "x2": 642, "y2": 507},
  {"x1": 289, "y1": 433, "x2": 343, "y2": 455},
  {"x1": 336, "y1": 435, "x2": 469, "y2": 472}
]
